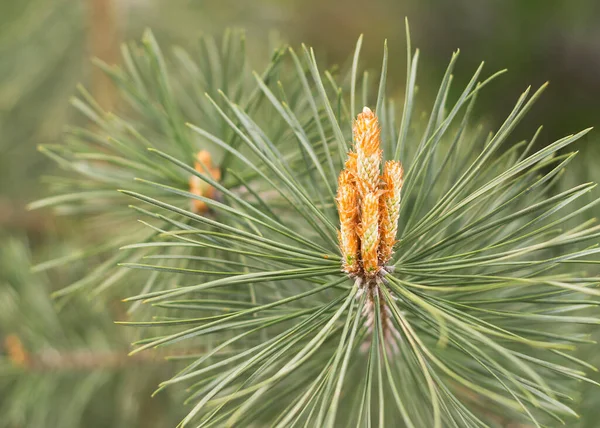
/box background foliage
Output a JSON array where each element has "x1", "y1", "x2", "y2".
[{"x1": 1, "y1": 0, "x2": 600, "y2": 426}]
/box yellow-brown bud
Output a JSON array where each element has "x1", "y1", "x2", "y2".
[
  {"x1": 189, "y1": 150, "x2": 221, "y2": 213},
  {"x1": 360, "y1": 191, "x2": 380, "y2": 276},
  {"x1": 353, "y1": 107, "x2": 382, "y2": 195},
  {"x1": 4, "y1": 334, "x2": 30, "y2": 368},
  {"x1": 379, "y1": 161, "x2": 404, "y2": 264},
  {"x1": 336, "y1": 170, "x2": 360, "y2": 273}
]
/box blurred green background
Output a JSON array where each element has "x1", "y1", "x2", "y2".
[
  {"x1": 3, "y1": 0, "x2": 600, "y2": 217},
  {"x1": 1, "y1": 0, "x2": 599, "y2": 426}
]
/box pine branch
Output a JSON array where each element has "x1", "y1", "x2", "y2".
[
  {"x1": 31, "y1": 29, "x2": 293, "y2": 302},
  {"x1": 34, "y1": 25, "x2": 600, "y2": 427},
  {"x1": 0, "y1": 236, "x2": 185, "y2": 428}
]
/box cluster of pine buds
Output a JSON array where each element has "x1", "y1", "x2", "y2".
[
  {"x1": 189, "y1": 150, "x2": 221, "y2": 213},
  {"x1": 336, "y1": 107, "x2": 404, "y2": 283}
]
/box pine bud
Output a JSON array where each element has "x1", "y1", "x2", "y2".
[
  {"x1": 4, "y1": 334, "x2": 30, "y2": 368},
  {"x1": 189, "y1": 150, "x2": 221, "y2": 213},
  {"x1": 353, "y1": 107, "x2": 382, "y2": 196},
  {"x1": 379, "y1": 161, "x2": 404, "y2": 264},
  {"x1": 360, "y1": 191, "x2": 380, "y2": 276},
  {"x1": 336, "y1": 170, "x2": 360, "y2": 274}
]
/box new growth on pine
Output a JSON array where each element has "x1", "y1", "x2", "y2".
[{"x1": 337, "y1": 106, "x2": 404, "y2": 351}]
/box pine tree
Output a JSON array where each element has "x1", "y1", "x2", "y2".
[{"x1": 28, "y1": 24, "x2": 600, "y2": 427}]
